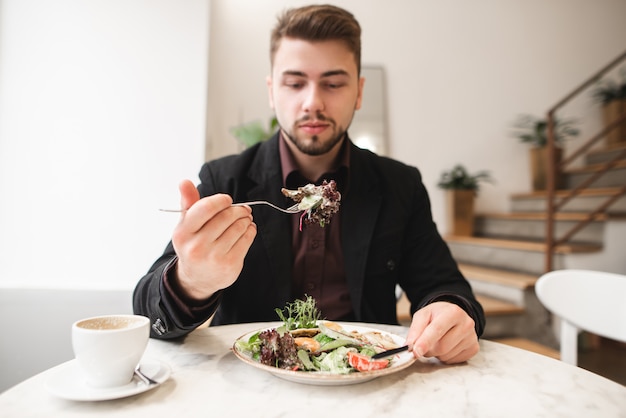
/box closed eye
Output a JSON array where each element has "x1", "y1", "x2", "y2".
[
  {"x1": 286, "y1": 82, "x2": 304, "y2": 89},
  {"x1": 324, "y1": 82, "x2": 346, "y2": 89}
]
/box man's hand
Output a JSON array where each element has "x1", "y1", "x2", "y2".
[
  {"x1": 171, "y1": 180, "x2": 257, "y2": 301},
  {"x1": 405, "y1": 301, "x2": 479, "y2": 364}
]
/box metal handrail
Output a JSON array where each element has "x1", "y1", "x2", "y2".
[{"x1": 545, "y1": 49, "x2": 626, "y2": 272}]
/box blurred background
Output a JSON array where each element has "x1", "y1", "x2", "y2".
[{"x1": 2, "y1": 0, "x2": 626, "y2": 290}]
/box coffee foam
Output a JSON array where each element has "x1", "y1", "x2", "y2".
[{"x1": 77, "y1": 316, "x2": 143, "y2": 330}]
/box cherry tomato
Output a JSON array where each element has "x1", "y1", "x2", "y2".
[{"x1": 347, "y1": 351, "x2": 390, "y2": 372}]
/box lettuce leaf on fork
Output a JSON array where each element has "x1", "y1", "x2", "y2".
[{"x1": 281, "y1": 180, "x2": 341, "y2": 230}]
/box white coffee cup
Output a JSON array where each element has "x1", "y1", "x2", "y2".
[{"x1": 72, "y1": 314, "x2": 150, "y2": 388}]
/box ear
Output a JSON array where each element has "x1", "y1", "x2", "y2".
[
  {"x1": 355, "y1": 75, "x2": 365, "y2": 110},
  {"x1": 266, "y1": 75, "x2": 275, "y2": 110}
]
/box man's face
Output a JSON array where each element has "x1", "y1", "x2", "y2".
[{"x1": 267, "y1": 37, "x2": 364, "y2": 156}]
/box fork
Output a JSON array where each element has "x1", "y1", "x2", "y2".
[{"x1": 159, "y1": 201, "x2": 302, "y2": 214}]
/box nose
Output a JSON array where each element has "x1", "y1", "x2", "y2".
[{"x1": 302, "y1": 85, "x2": 324, "y2": 114}]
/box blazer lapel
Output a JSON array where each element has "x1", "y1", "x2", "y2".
[
  {"x1": 341, "y1": 145, "x2": 383, "y2": 318},
  {"x1": 246, "y1": 136, "x2": 293, "y2": 301}
]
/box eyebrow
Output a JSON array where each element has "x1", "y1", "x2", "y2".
[{"x1": 281, "y1": 69, "x2": 350, "y2": 78}]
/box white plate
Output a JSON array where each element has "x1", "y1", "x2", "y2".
[
  {"x1": 232, "y1": 322, "x2": 416, "y2": 386},
  {"x1": 45, "y1": 359, "x2": 171, "y2": 401}
]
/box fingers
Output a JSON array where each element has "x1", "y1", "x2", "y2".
[
  {"x1": 220, "y1": 214, "x2": 258, "y2": 255},
  {"x1": 407, "y1": 304, "x2": 455, "y2": 358},
  {"x1": 423, "y1": 320, "x2": 478, "y2": 363},
  {"x1": 168, "y1": 180, "x2": 260, "y2": 301},
  {"x1": 171, "y1": 204, "x2": 256, "y2": 301},
  {"x1": 437, "y1": 339, "x2": 479, "y2": 364},
  {"x1": 179, "y1": 180, "x2": 200, "y2": 211},
  {"x1": 405, "y1": 307, "x2": 432, "y2": 357},
  {"x1": 176, "y1": 179, "x2": 250, "y2": 238},
  {"x1": 172, "y1": 179, "x2": 256, "y2": 256},
  {"x1": 200, "y1": 204, "x2": 253, "y2": 244},
  {"x1": 177, "y1": 193, "x2": 236, "y2": 235},
  {"x1": 406, "y1": 302, "x2": 479, "y2": 364},
  {"x1": 173, "y1": 200, "x2": 254, "y2": 264}
]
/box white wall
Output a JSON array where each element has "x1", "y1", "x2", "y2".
[
  {"x1": 206, "y1": 0, "x2": 626, "y2": 233},
  {"x1": 0, "y1": 288, "x2": 133, "y2": 392},
  {"x1": 0, "y1": 0, "x2": 210, "y2": 289}
]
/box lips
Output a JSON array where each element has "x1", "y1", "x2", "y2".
[{"x1": 299, "y1": 121, "x2": 329, "y2": 135}]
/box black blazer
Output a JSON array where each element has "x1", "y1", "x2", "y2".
[{"x1": 133, "y1": 135, "x2": 485, "y2": 339}]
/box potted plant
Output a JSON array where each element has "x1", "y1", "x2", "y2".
[
  {"x1": 591, "y1": 68, "x2": 626, "y2": 146},
  {"x1": 511, "y1": 114, "x2": 580, "y2": 191},
  {"x1": 230, "y1": 116, "x2": 278, "y2": 148},
  {"x1": 437, "y1": 164, "x2": 493, "y2": 236}
]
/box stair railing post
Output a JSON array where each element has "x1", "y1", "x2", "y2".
[{"x1": 545, "y1": 112, "x2": 556, "y2": 273}]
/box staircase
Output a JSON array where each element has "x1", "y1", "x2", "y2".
[
  {"x1": 443, "y1": 142, "x2": 626, "y2": 352},
  {"x1": 397, "y1": 51, "x2": 626, "y2": 358}
]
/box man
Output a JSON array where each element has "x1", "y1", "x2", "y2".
[{"x1": 134, "y1": 4, "x2": 485, "y2": 364}]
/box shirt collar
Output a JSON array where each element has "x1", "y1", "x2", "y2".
[{"x1": 278, "y1": 132, "x2": 351, "y2": 187}]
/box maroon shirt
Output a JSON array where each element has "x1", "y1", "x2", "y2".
[{"x1": 279, "y1": 135, "x2": 354, "y2": 321}]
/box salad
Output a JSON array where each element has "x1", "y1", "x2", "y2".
[
  {"x1": 281, "y1": 180, "x2": 341, "y2": 230},
  {"x1": 234, "y1": 296, "x2": 400, "y2": 374}
]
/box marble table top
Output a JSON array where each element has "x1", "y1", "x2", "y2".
[{"x1": 1, "y1": 322, "x2": 625, "y2": 417}]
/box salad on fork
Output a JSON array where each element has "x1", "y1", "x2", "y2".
[{"x1": 281, "y1": 179, "x2": 341, "y2": 230}]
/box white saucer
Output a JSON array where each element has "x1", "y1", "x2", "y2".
[{"x1": 45, "y1": 359, "x2": 171, "y2": 401}]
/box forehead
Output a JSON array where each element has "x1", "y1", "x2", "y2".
[{"x1": 272, "y1": 37, "x2": 358, "y2": 78}]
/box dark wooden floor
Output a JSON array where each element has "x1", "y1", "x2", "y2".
[{"x1": 578, "y1": 337, "x2": 626, "y2": 386}]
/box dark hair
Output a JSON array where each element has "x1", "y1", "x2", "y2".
[{"x1": 270, "y1": 4, "x2": 361, "y2": 74}]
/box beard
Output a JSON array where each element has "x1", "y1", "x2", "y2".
[{"x1": 281, "y1": 113, "x2": 347, "y2": 156}]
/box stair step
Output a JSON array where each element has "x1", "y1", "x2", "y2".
[
  {"x1": 565, "y1": 160, "x2": 626, "y2": 189},
  {"x1": 478, "y1": 212, "x2": 609, "y2": 221},
  {"x1": 477, "y1": 294, "x2": 525, "y2": 316},
  {"x1": 586, "y1": 143, "x2": 626, "y2": 165},
  {"x1": 511, "y1": 187, "x2": 626, "y2": 214},
  {"x1": 491, "y1": 337, "x2": 560, "y2": 359},
  {"x1": 445, "y1": 235, "x2": 602, "y2": 254},
  {"x1": 605, "y1": 142, "x2": 626, "y2": 151},
  {"x1": 446, "y1": 236, "x2": 602, "y2": 275},
  {"x1": 474, "y1": 212, "x2": 606, "y2": 244},
  {"x1": 512, "y1": 187, "x2": 624, "y2": 200},
  {"x1": 396, "y1": 291, "x2": 523, "y2": 324},
  {"x1": 459, "y1": 263, "x2": 536, "y2": 306},
  {"x1": 567, "y1": 157, "x2": 626, "y2": 175},
  {"x1": 458, "y1": 263, "x2": 537, "y2": 289}
]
